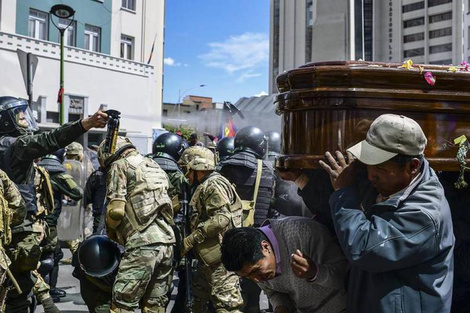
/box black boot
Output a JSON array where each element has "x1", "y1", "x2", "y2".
[{"x1": 50, "y1": 288, "x2": 66, "y2": 298}]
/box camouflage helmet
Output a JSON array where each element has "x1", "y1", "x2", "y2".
[
  {"x1": 66, "y1": 142, "x2": 84, "y2": 157},
  {"x1": 178, "y1": 146, "x2": 216, "y2": 171},
  {"x1": 97, "y1": 136, "x2": 135, "y2": 168}
]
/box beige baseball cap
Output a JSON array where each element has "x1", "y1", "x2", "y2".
[{"x1": 347, "y1": 114, "x2": 427, "y2": 165}]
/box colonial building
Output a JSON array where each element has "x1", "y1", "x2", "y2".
[{"x1": 0, "y1": 0, "x2": 165, "y2": 151}]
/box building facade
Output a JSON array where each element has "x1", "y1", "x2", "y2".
[
  {"x1": 270, "y1": 0, "x2": 470, "y2": 93},
  {"x1": 0, "y1": 0, "x2": 165, "y2": 152}
]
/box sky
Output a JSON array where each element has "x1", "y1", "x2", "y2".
[{"x1": 163, "y1": 0, "x2": 270, "y2": 104}]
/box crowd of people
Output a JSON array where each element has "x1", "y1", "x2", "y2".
[{"x1": 0, "y1": 94, "x2": 465, "y2": 313}]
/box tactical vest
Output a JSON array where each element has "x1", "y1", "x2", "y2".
[
  {"x1": 190, "y1": 172, "x2": 243, "y2": 266},
  {"x1": 153, "y1": 156, "x2": 185, "y2": 212},
  {"x1": 117, "y1": 154, "x2": 173, "y2": 240},
  {"x1": 0, "y1": 194, "x2": 12, "y2": 246},
  {"x1": 34, "y1": 165, "x2": 55, "y2": 216},
  {"x1": 152, "y1": 156, "x2": 180, "y2": 172},
  {"x1": 218, "y1": 151, "x2": 275, "y2": 226},
  {"x1": 0, "y1": 136, "x2": 37, "y2": 215}
]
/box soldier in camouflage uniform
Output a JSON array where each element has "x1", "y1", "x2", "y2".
[
  {"x1": 0, "y1": 96, "x2": 107, "y2": 312},
  {"x1": 97, "y1": 136, "x2": 175, "y2": 313},
  {"x1": 0, "y1": 169, "x2": 25, "y2": 311},
  {"x1": 31, "y1": 163, "x2": 61, "y2": 312},
  {"x1": 37, "y1": 149, "x2": 83, "y2": 300},
  {"x1": 64, "y1": 142, "x2": 92, "y2": 250},
  {"x1": 178, "y1": 146, "x2": 243, "y2": 313}
]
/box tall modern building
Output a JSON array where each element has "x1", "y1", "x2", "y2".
[
  {"x1": 0, "y1": 0, "x2": 165, "y2": 151},
  {"x1": 270, "y1": 0, "x2": 470, "y2": 93}
]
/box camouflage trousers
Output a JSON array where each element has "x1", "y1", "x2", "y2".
[
  {"x1": 193, "y1": 262, "x2": 243, "y2": 313},
  {"x1": 5, "y1": 220, "x2": 45, "y2": 313},
  {"x1": 111, "y1": 244, "x2": 173, "y2": 312}
]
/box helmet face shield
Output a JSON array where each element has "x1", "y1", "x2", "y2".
[{"x1": 7, "y1": 102, "x2": 38, "y2": 134}]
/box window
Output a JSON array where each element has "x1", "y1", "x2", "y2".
[
  {"x1": 58, "y1": 18, "x2": 76, "y2": 46},
  {"x1": 404, "y1": 32, "x2": 424, "y2": 43},
  {"x1": 28, "y1": 9, "x2": 48, "y2": 40},
  {"x1": 429, "y1": 11, "x2": 452, "y2": 23},
  {"x1": 84, "y1": 24, "x2": 101, "y2": 52},
  {"x1": 305, "y1": 0, "x2": 313, "y2": 63},
  {"x1": 428, "y1": 0, "x2": 452, "y2": 7},
  {"x1": 429, "y1": 27, "x2": 452, "y2": 39},
  {"x1": 120, "y1": 35, "x2": 134, "y2": 60},
  {"x1": 121, "y1": 0, "x2": 136, "y2": 11},
  {"x1": 429, "y1": 59, "x2": 453, "y2": 64},
  {"x1": 402, "y1": 1, "x2": 424, "y2": 13},
  {"x1": 404, "y1": 47, "x2": 425, "y2": 57},
  {"x1": 429, "y1": 43, "x2": 452, "y2": 54},
  {"x1": 403, "y1": 17, "x2": 425, "y2": 28}
]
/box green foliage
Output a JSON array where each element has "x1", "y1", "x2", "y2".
[{"x1": 162, "y1": 124, "x2": 195, "y2": 140}]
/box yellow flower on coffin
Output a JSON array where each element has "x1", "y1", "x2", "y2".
[
  {"x1": 401, "y1": 59, "x2": 413, "y2": 70},
  {"x1": 447, "y1": 66, "x2": 457, "y2": 73}
]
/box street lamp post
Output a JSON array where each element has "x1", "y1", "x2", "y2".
[
  {"x1": 176, "y1": 84, "x2": 206, "y2": 122},
  {"x1": 50, "y1": 4, "x2": 75, "y2": 125}
]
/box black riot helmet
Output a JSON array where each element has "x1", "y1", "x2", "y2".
[
  {"x1": 152, "y1": 132, "x2": 184, "y2": 162},
  {"x1": 216, "y1": 137, "x2": 235, "y2": 162},
  {"x1": 234, "y1": 126, "x2": 268, "y2": 159},
  {"x1": 0, "y1": 97, "x2": 39, "y2": 136},
  {"x1": 265, "y1": 131, "x2": 281, "y2": 154},
  {"x1": 78, "y1": 235, "x2": 121, "y2": 278}
]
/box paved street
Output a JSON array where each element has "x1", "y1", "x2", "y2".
[{"x1": 36, "y1": 249, "x2": 269, "y2": 312}]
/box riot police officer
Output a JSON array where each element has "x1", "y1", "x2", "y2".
[
  {"x1": 218, "y1": 126, "x2": 278, "y2": 313},
  {"x1": 265, "y1": 131, "x2": 304, "y2": 217},
  {"x1": 152, "y1": 132, "x2": 187, "y2": 206},
  {"x1": 84, "y1": 166, "x2": 107, "y2": 234},
  {"x1": 98, "y1": 136, "x2": 175, "y2": 312},
  {"x1": 179, "y1": 146, "x2": 243, "y2": 313},
  {"x1": 152, "y1": 132, "x2": 189, "y2": 313},
  {"x1": 0, "y1": 96, "x2": 107, "y2": 312},
  {"x1": 215, "y1": 137, "x2": 234, "y2": 165},
  {"x1": 37, "y1": 149, "x2": 83, "y2": 301},
  {"x1": 265, "y1": 131, "x2": 280, "y2": 161}
]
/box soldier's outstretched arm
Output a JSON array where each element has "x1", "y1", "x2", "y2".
[
  {"x1": 0, "y1": 170, "x2": 26, "y2": 226},
  {"x1": 14, "y1": 110, "x2": 108, "y2": 162}
]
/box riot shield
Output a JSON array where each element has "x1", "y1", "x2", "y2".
[{"x1": 57, "y1": 160, "x2": 86, "y2": 241}]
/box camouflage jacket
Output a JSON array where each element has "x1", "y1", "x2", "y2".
[
  {"x1": 34, "y1": 165, "x2": 54, "y2": 217},
  {"x1": 0, "y1": 170, "x2": 25, "y2": 245},
  {"x1": 0, "y1": 170, "x2": 25, "y2": 228},
  {"x1": 106, "y1": 151, "x2": 175, "y2": 248},
  {"x1": 188, "y1": 172, "x2": 242, "y2": 265}
]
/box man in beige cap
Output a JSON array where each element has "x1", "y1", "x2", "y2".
[{"x1": 319, "y1": 114, "x2": 454, "y2": 313}]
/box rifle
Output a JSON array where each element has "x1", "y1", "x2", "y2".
[{"x1": 182, "y1": 181, "x2": 194, "y2": 313}]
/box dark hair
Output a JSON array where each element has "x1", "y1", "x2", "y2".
[
  {"x1": 390, "y1": 154, "x2": 424, "y2": 168},
  {"x1": 221, "y1": 227, "x2": 268, "y2": 272}
]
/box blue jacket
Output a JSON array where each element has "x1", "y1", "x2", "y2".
[{"x1": 329, "y1": 159, "x2": 454, "y2": 313}]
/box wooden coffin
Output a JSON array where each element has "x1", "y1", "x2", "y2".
[{"x1": 274, "y1": 60, "x2": 470, "y2": 171}]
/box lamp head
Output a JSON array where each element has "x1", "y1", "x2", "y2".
[{"x1": 50, "y1": 4, "x2": 75, "y2": 19}]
